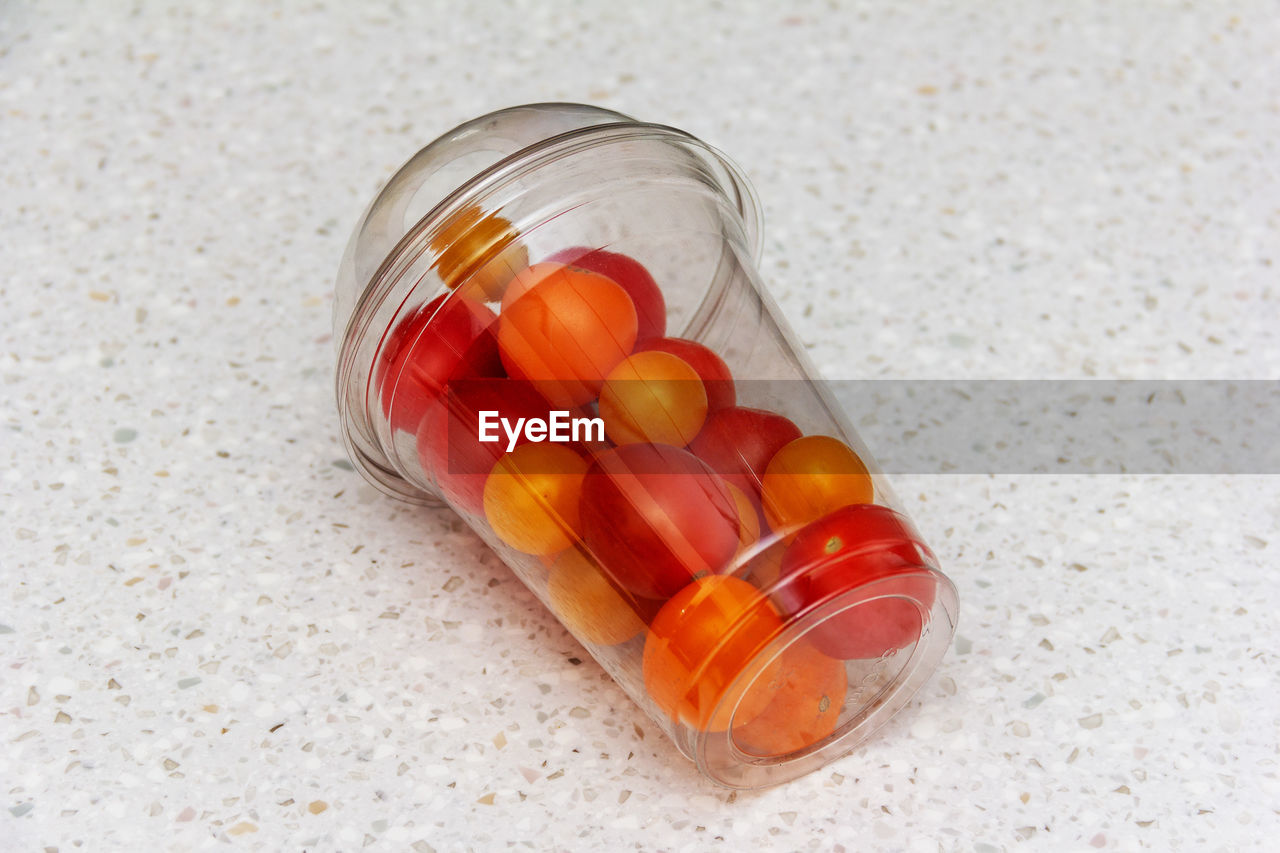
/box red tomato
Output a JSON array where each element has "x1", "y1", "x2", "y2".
[
  {"x1": 773, "y1": 504, "x2": 937, "y2": 660},
  {"x1": 376, "y1": 293, "x2": 502, "y2": 434},
  {"x1": 416, "y1": 378, "x2": 563, "y2": 514},
  {"x1": 724, "y1": 482, "x2": 761, "y2": 554},
  {"x1": 738, "y1": 537, "x2": 787, "y2": 591},
  {"x1": 546, "y1": 246, "x2": 666, "y2": 341},
  {"x1": 689, "y1": 406, "x2": 802, "y2": 496},
  {"x1": 580, "y1": 443, "x2": 740, "y2": 600},
  {"x1": 636, "y1": 337, "x2": 735, "y2": 412}
]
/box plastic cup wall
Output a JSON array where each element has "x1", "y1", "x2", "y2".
[{"x1": 333, "y1": 115, "x2": 958, "y2": 788}]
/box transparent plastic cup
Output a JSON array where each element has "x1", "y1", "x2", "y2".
[{"x1": 333, "y1": 103, "x2": 958, "y2": 788}]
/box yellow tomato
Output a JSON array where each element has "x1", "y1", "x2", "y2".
[
  {"x1": 430, "y1": 204, "x2": 528, "y2": 302},
  {"x1": 482, "y1": 443, "x2": 588, "y2": 555},
  {"x1": 598, "y1": 350, "x2": 708, "y2": 446},
  {"x1": 547, "y1": 548, "x2": 645, "y2": 646},
  {"x1": 760, "y1": 435, "x2": 873, "y2": 534}
]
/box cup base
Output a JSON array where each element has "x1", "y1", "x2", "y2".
[{"x1": 687, "y1": 567, "x2": 958, "y2": 789}]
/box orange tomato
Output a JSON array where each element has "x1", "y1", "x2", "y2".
[
  {"x1": 547, "y1": 548, "x2": 645, "y2": 646},
  {"x1": 546, "y1": 247, "x2": 667, "y2": 342},
  {"x1": 499, "y1": 262, "x2": 565, "y2": 310},
  {"x1": 482, "y1": 443, "x2": 588, "y2": 555},
  {"x1": 430, "y1": 205, "x2": 528, "y2": 302},
  {"x1": 733, "y1": 639, "x2": 847, "y2": 755},
  {"x1": 642, "y1": 576, "x2": 785, "y2": 732},
  {"x1": 760, "y1": 435, "x2": 873, "y2": 534},
  {"x1": 598, "y1": 350, "x2": 708, "y2": 446},
  {"x1": 497, "y1": 266, "x2": 638, "y2": 407}
]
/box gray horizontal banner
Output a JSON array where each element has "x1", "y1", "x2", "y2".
[
  {"x1": 826, "y1": 380, "x2": 1278, "y2": 474},
  {"x1": 432, "y1": 379, "x2": 1277, "y2": 475}
]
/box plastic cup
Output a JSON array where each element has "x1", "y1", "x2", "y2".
[{"x1": 333, "y1": 103, "x2": 958, "y2": 788}]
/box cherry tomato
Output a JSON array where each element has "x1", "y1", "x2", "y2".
[
  {"x1": 760, "y1": 435, "x2": 873, "y2": 534},
  {"x1": 545, "y1": 246, "x2": 666, "y2": 341},
  {"x1": 416, "y1": 378, "x2": 563, "y2": 514},
  {"x1": 579, "y1": 443, "x2": 739, "y2": 599},
  {"x1": 738, "y1": 537, "x2": 787, "y2": 592},
  {"x1": 547, "y1": 547, "x2": 645, "y2": 646},
  {"x1": 689, "y1": 406, "x2": 802, "y2": 496},
  {"x1": 598, "y1": 350, "x2": 708, "y2": 447},
  {"x1": 497, "y1": 265, "x2": 638, "y2": 407},
  {"x1": 733, "y1": 639, "x2": 847, "y2": 755},
  {"x1": 636, "y1": 337, "x2": 735, "y2": 412},
  {"x1": 483, "y1": 443, "x2": 588, "y2": 555},
  {"x1": 499, "y1": 262, "x2": 566, "y2": 310},
  {"x1": 643, "y1": 576, "x2": 785, "y2": 732},
  {"x1": 376, "y1": 293, "x2": 502, "y2": 435},
  {"x1": 430, "y1": 205, "x2": 528, "y2": 302},
  {"x1": 725, "y1": 481, "x2": 761, "y2": 554},
  {"x1": 773, "y1": 504, "x2": 937, "y2": 660}
]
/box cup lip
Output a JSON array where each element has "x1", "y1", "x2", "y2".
[
  {"x1": 691, "y1": 566, "x2": 959, "y2": 790},
  {"x1": 343, "y1": 117, "x2": 762, "y2": 354},
  {"x1": 335, "y1": 107, "x2": 764, "y2": 504}
]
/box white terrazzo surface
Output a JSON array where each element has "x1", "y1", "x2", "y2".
[{"x1": 3, "y1": 1, "x2": 1278, "y2": 850}]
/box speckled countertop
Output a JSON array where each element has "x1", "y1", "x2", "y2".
[{"x1": 2, "y1": 2, "x2": 1278, "y2": 851}]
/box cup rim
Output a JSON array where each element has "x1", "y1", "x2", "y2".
[{"x1": 334, "y1": 107, "x2": 763, "y2": 504}]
